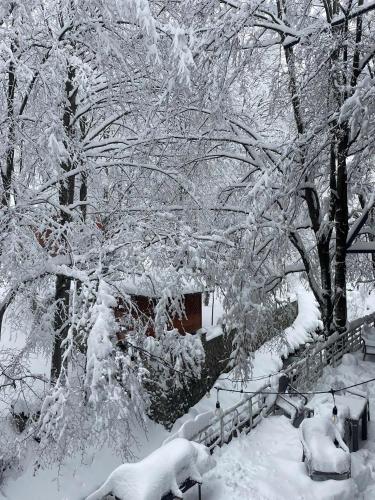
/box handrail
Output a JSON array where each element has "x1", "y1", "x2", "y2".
[{"x1": 190, "y1": 383, "x2": 267, "y2": 440}]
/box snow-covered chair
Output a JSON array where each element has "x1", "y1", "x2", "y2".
[
  {"x1": 264, "y1": 373, "x2": 312, "y2": 428},
  {"x1": 361, "y1": 325, "x2": 375, "y2": 361},
  {"x1": 85, "y1": 438, "x2": 214, "y2": 500},
  {"x1": 300, "y1": 415, "x2": 351, "y2": 481}
]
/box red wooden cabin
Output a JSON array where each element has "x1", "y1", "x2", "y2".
[{"x1": 115, "y1": 291, "x2": 202, "y2": 337}]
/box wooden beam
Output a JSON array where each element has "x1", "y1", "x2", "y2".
[{"x1": 346, "y1": 241, "x2": 375, "y2": 253}]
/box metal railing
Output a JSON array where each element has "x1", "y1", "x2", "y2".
[{"x1": 190, "y1": 312, "x2": 375, "y2": 451}]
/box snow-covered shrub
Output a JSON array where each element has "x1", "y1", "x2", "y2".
[
  {"x1": 0, "y1": 450, "x2": 19, "y2": 486},
  {"x1": 35, "y1": 280, "x2": 149, "y2": 463},
  {"x1": 0, "y1": 414, "x2": 23, "y2": 485},
  {"x1": 84, "y1": 280, "x2": 148, "y2": 432},
  {"x1": 145, "y1": 330, "x2": 205, "y2": 427}
]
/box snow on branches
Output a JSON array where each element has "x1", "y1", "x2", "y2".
[{"x1": 85, "y1": 280, "x2": 147, "y2": 424}]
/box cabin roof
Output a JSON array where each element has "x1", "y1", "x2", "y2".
[{"x1": 114, "y1": 267, "x2": 206, "y2": 298}]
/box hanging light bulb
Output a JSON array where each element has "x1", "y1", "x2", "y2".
[
  {"x1": 215, "y1": 400, "x2": 222, "y2": 417},
  {"x1": 330, "y1": 389, "x2": 338, "y2": 423},
  {"x1": 332, "y1": 405, "x2": 338, "y2": 423},
  {"x1": 215, "y1": 388, "x2": 223, "y2": 417}
]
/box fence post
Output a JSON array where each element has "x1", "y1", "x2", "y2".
[
  {"x1": 248, "y1": 397, "x2": 253, "y2": 430},
  {"x1": 319, "y1": 349, "x2": 323, "y2": 375},
  {"x1": 220, "y1": 412, "x2": 224, "y2": 446},
  {"x1": 306, "y1": 353, "x2": 310, "y2": 384},
  {"x1": 331, "y1": 338, "x2": 336, "y2": 367}
]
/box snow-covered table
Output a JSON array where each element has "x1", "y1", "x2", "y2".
[{"x1": 307, "y1": 393, "x2": 369, "y2": 452}]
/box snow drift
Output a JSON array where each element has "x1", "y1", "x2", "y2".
[{"x1": 85, "y1": 438, "x2": 215, "y2": 500}]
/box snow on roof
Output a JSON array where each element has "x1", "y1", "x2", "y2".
[{"x1": 116, "y1": 266, "x2": 206, "y2": 298}]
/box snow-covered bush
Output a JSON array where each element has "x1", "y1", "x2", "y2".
[
  {"x1": 35, "y1": 280, "x2": 149, "y2": 463},
  {"x1": 145, "y1": 330, "x2": 205, "y2": 427}
]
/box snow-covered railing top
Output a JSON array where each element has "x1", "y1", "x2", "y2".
[{"x1": 284, "y1": 311, "x2": 375, "y2": 386}]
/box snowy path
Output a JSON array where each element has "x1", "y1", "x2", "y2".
[{"x1": 186, "y1": 353, "x2": 375, "y2": 500}]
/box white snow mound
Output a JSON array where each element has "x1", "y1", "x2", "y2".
[{"x1": 85, "y1": 438, "x2": 215, "y2": 500}]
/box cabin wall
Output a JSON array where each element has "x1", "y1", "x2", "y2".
[
  {"x1": 115, "y1": 292, "x2": 202, "y2": 336},
  {"x1": 171, "y1": 293, "x2": 202, "y2": 334}
]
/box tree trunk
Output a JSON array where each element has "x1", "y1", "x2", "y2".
[
  {"x1": 333, "y1": 128, "x2": 349, "y2": 332},
  {"x1": 51, "y1": 274, "x2": 71, "y2": 382},
  {"x1": 50, "y1": 65, "x2": 77, "y2": 381},
  {"x1": 1, "y1": 49, "x2": 16, "y2": 207},
  {"x1": 318, "y1": 240, "x2": 334, "y2": 334}
]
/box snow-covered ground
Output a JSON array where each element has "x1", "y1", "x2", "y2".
[
  {"x1": 1, "y1": 284, "x2": 375, "y2": 499},
  {"x1": 0, "y1": 419, "x2": 168, "y2": 500},
  {"x1": 184, "y1": 352, "x2": 375, "y2": 500}
]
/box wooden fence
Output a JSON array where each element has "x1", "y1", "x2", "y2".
[{"x1": 190, "y1": 312, "x2": 375, "y2": 452}]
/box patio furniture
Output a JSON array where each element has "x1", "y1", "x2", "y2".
[
  {"x1": 361, "y1": 325, "x2": 375, "y2": 360},
  {"x1": 162, "y1": 479, "x2": 202, "y2": 500},
  {"x1": 300, "y1": 415, "x2": 351, "y2": 481},
  {"x1": 306, "y1": 392, "x2": 369, "y2": 452},
  {"x1": 266, "y1": 374, "x2": 313, "y2": 427},
  {"x1": 340, "y1": 393, "x2": 369, "y2": 452}
]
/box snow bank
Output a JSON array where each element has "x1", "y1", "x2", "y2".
[
  {"x1": 205, "y1": 325, "x2": 223, "y2": 341},
  {"x1": 85, "y1": 438, "x2": 215, "y2": 500}
]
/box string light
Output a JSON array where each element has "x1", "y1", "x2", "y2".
[
  {"x1": 213, "y1": 375, "x2": 375, "y2": 397},
  {"x1": 215, "y1": 388, "x2": 223, "y2": 417},
  {"x1": 117, "y1": 338, "x2": 375, "y2": 400},
  {"x1": 330, "y1": 389, "x2": 338, "y2": 423}
]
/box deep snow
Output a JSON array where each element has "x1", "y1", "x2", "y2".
[
  {"x1": 85, "y1": 438, "x2": 214, "y2": 500},
  {"x1": 183, "y1": 352, "x2": 375, "y2": 500},
  {"x1": 1, "y1": 285, "x2": 375, "y2": 499}
]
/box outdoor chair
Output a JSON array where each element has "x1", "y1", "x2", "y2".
[
  {"x1": 265, "y1": 374, "x2": 313, "y2": 428},
  {"x1": 336, "y1": 389, "x2": 369, "y2": 452},
  {"x1": 300, "y1": 415, "x2": 351, "y2": 481},
  {"x1": 361, "y1": 325, "x2": 375, "y2": 361}
]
